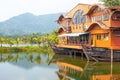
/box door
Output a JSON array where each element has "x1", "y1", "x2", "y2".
[{"x1": 90, "y1": 34, "x2": 93, "y2": 45}]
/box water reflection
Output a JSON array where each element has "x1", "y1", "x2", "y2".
[
  {"x1": 56, "y1": 61, "x2": 83, "y2": 80},
  {"x1": 0, "y1": 53, "x2": 58, "y2": 80},
  {"x1": 51, "y1": 54, "x2": 120, "y2": 80},
  {"x1": 0, "y1": 53, "x2": 54, "y2": 64},
  {"x1": 0, "y1": 53, "x2": 120, "y2": 80}
]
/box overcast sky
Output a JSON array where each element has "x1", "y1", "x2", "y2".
[{"x1": 0, "y1": 0, "x2": 100, "y2": 21}]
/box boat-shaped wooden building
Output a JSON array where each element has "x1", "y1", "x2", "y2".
[{"x1": 51, "y1": 3, "x2": 120, "y2": 61}]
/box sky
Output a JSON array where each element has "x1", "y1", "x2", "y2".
[{"x1": 0, "y1": 0, "x2": 100, "y2": 21}]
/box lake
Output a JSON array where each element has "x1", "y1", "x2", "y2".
[
  {"x1": 1, "y1": 44, "x2": 38, "y2": 47},
  {"x1": 0, "y1": 52, "x2": 120, "y2": 80}
]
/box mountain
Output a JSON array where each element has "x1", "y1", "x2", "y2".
[{"x1": 0, "y1": 13, "x2": 63, "y2": 36}]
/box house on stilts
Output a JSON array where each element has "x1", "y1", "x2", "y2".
[{"x1": 50, "y1": 3, "x2": 120, "y2": 61}]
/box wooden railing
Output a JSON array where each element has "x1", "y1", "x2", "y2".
[{"x1": 80, "y1": 42, "x2": 99, "y2": 62}]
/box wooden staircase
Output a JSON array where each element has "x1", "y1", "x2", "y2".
[{"x1": 80, "y1": 42, "x2": 98, "y2": 62}]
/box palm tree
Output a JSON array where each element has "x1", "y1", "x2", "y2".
[
  {"x1": 36, "y1": 37, "x2": 42, "y2": 47},
  {"x1": 0, "y1": 37, "x2": 4, "y2": 47},
  {"x1": 48, "y1": 30, "x2": 58, "y2": 44},
  {"x1": 15, "y1": 37, "x2": 20, "y2": 47},
  {"x1": 29, "y1": 37, "x2": 34, "y2": 46},
  {"x1": 6, "y1": 38, "x2": 13, "y2": 48}
]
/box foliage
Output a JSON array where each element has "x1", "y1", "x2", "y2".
[
  {"x1": 0, "y1": 30, "x2": 58, "y2": 53},
  {"x1": 6, "y1": 38, "x2": 14, "y2": 47},
  {"x1": 100, "y1": 0, "x2": 120, "y2": 6},
  {"x1": 14, "y1": 37, "x2": 20, "y2": 47},
  {"x1": 0, "y1": 37, "x2": 4, "y2": 47},
  {"x1": 46, "y1": 30, "x2": 59, "y2": 44}
]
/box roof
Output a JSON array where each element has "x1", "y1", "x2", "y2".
[
  {"x1": 57, "y1": 15, "x2": 64, "y2": 23},
  {"x1": 59, "y1": 32, "x2": 89, "y2": 37},
  {"x1": 84, "y1": 4, "x2": 106, "y2": 15},
  {"x1": 66, "y1": 3, "x2": 90, "y2": 18},
  {"x1": 86, "y1": 21, "x2": 109, "y2": 31},
  {"x1": 108, "y1": 6, "x2": 120, "y2": 9}
]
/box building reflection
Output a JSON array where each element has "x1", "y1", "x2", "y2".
[
  {"x1": 0, "y1": 53, "x2": 120, "y2": 80},
  {"x1": 92, "y1": 74, "x2": 120, "y2": 80},
  {"x1": 52, "y1": 54, "x2": 120, "y2": 80},
  {"x1": 56, "y1": 61, "x2": 83, "y2": 80}
]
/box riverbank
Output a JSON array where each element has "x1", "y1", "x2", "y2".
[{"x1": 0, "y1": 46, "x2": 53, "y2": 53}]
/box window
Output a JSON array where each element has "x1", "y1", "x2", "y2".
[
  {"x1": 116, "y1": 14, "x2": 120, "y2": 20},
  {"x1": 104, "y1": 14, "x2": 109, "y2": 21},
  {"x1": 96, "y1": 15, "x2": 102, "y2": 21},
  {"x1": 112, "y1": 12, "x2": 120, "y2": 20},
  {"x1": 81, "y1": 16, "x2": 86, "y2": 23},
  {"x1": 91, "y1": 17, "x2": 95, "y2": 22},
  {"x1": 94, "y1": 7, "x2": 101, "y2": 12},
  {"x1": 104, "y1": 34, "x2": 108, "y2": 40},
  {"x1": 72, "y1": 10, "x2": 86, "y2": 24},
  {"x1": 96, "y1": 34, "x2": 101, "y2": 40}
]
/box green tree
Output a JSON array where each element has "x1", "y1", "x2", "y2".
[
  {"x1": 48, "y1": 30, "x2": 58, "y2": 44},
  {"x1": 0, "y1": 37, "x2": 4, "y2": 47},
  {"x1": 100, "y1": 0, "x2": 120, "y2": 6},
  {"x1": 36, "y1": 37, "x2": 42, "y2": 47},
  {"x1": 29, "y1": 33, "x2": 37, "y2": 46},
  {"x1": 15, "y1": 37, "x2": 20, "y2": 47},
  {"x1": 29, "y1": 37, "x2": 34, "y2": 46},
  {"x1": 6, "y1": 38, "x2": 14, "y2": 47}
]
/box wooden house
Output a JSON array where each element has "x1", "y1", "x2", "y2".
[{"x1": 51, "y1": 3, "x2": 120, "y2": 61}]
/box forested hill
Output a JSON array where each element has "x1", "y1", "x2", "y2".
[{"x1": 0, "y1": 13, "x2": 63, "y2": 36}]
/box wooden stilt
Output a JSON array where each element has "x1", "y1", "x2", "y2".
[
  {"x1": 111, "y1": 48, "x2": 113, "y2": 63},
  {"x1": 68, "y1": 50, "x2": 72, "y2": 57},
  {"x1": 110, "y1": 48, "x2": 113, "y2": 76},
  {"x1": 81, "y1": 52, "x2": 84, "y2": 60},
  {"x1": 74, "y1": 51, "x2": 76, "y2": 57}
]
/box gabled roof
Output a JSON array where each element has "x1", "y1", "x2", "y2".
[
  {"x1": 86, "y1": 21, "x2": 109, "y2": 31},
  {"x1": 57, "y1": 15, "x2": 64, "y2": 23},
  {"x1": 58, "y1": 27, "x2": 66, "y2": 33},
  {"x1": 85, "y1": 4, "x2": 106, "y2": 15},
  {"x1": 66, "y1": 3, "x2": 90, "y2": 18}
]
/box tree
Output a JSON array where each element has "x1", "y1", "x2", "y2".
[
  {"x1": 36, "y1": 37, "x2": 42, "y2": 47},
  {"x1": 0, "y1": 37, "x2": 4, "y2": 47},
  {"x1": 6, "y1": 38, "x2": 14, "y2": 48},
  {"x1": 48, "y1": 30, "x2": 58, "y2": 44},
  {"x1": 15, "y1": 37, "x2": 20, "y2": 47},
  {"x1": 100, "y1": 0, "x2": 120, "y2": 6}
]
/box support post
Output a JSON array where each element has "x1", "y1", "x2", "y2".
[{"x1": 110, "y1": 48, "x2": 113, "y2": 76}]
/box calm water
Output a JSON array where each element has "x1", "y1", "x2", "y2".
[
  {"x1": 0, "y1": 52, "x2": 120, "y2": 80},
  {"x1": 1, "y1": 44, "x2": 38, "y2": 47}
]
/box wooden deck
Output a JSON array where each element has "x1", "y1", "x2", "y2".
[{"x1": 57, "y1": 44, "x2": 82, "y2": 49}]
